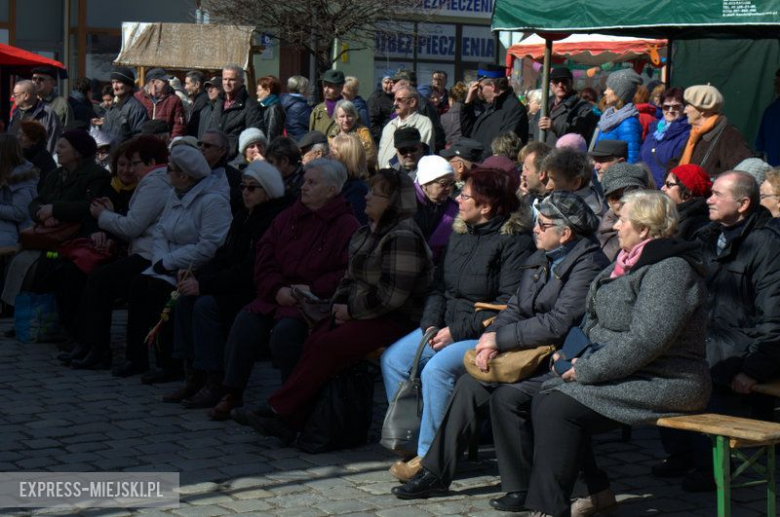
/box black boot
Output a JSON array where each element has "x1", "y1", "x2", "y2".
[
  {"x1": 182, "y1": 371, "x2": 224, "y2": 409},
  {"x1": 57, "y1": 342, "x2": 89, "y2": 366},
  {"x1": 161, "y1": 363, "x2": 206, "y2": 403},
  {"x1": 71, "y1": 347, "x2": 112, "y2": 370}
]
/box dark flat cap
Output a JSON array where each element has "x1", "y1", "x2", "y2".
[
  {"x1": 321, "y1": 69, "x2": 345, "y2": 84},
  {"x1": 204, "y1": 76, "x2": 221, "y2": 88},
  {"x1": 477, "y1": 63, "x2": 507, "y2": 80},
  {"x1": 31, "y1": 66, "x2": 58, "y2": 78},
  {"x1": 589, "y1": 140, "x2": 628, "y2": 159},
  {"x1": 145, "y1": 67, "x2": 171, "y2": 83},
  {"x1": 111, "y1": 67, "x2": 136, "y2": 85},
  {"x1": 601, "y1": 162, "x2": 649, "y2": 197},
  {"x1": 549, "y1": 67, "x2": 573, "y2": 81},
  {"x1": 298, "y1": 131, "x2": 328, "y2": 151},
  {"x1": 141, "y1": 119, "x2": 170, "y2": 135},
  {"x1": 539, "y1": 191, "x2": 599, "y2": 236},
  {"x1": 440, "y1": 138, "x2": 484, "y2": 162},
  {"x1": 394, "y1": 127, "x2": 422, "y2": 148}
]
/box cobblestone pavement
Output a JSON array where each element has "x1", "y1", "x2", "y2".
[{"x1": 0, "y1": 312, "x2": 774, "y2": 516}]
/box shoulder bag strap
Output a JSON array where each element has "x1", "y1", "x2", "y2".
[{"x1": 409, "y1": 327, "x2": 439, "y2": 381}]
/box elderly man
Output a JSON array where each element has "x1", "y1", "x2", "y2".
[
  {"x1": 309, "y1": 69, "x2": 344, "y2": 136},
  {"x1": 589, "y1": 140, "x2": 628, "y2": 182},
  {"x1": 135, "y1": 68, "x2": 186, "y2": 138},
  {"x1": 656, "y1": 171, "x2": 780, "y2": 492},
  {"x1": 392, "y1": 69, "x2": 446, "y2": 152},
  {"x1": 31, "y1": 66, "x2": 73, "y2": 128},
  {"x1": 298, "y1": 131, "x2": 329, "y2": 165},
  {"x1": 440, "y1": 137, "x2": 483, "y2": 184},
  {"x1": 101, "y1": 67, "x2": 149, "y2": 143},
  {"x1": 368, "y1": 72, "x2": 395, "y2": 143},
  {"x1": 185, "y1": 70, "x2": 209, "y2": 137},
  {"x1": 9, "y1": 80, "x2": 62, "y2": 154},
  {"x1": 536, "y1": 67, "x2": 598, "y2": 145},
  {"x1": 462, "y1": 63, "x2": 529, "y2": 160},
  {"x1": 378, "y1": 86, "x2": 434, "y2": 168},
  {"x1": 207, "y1": 64, "x2": 262, "y2": 159},
  {"x1": 392, "y1": 127, "x2": 426, "y2": 180},
  {"x1": 197, "y1": 129, "x2": 243, "y2": 215}
]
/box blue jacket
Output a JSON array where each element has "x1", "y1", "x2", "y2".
[
  {"x1": 352, "y1": 96, "x2": 371, "y2": 129},
  {"x1": 756, "y1": 98, "x2": 780, "y2": 166},
  {"x1": 341, "y1": 178, "x2": 369, "y2": 226},
  {"x1": 0, "y1": 161, "x2": 37, "y2": 247},
  {"x1": 640, "y1": 116, "x2": 691, "y2": 187},
  {"x1": 597, "y1": 116, "x2": 643, "y2": 164},
  {"x1": 280, "y1": 93, "x2": 312, "y2": 142}
]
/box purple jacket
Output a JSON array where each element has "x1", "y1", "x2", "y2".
[
  {"x1": 414, "y1": 183, "x2": 457, "y2": 263},
  {"x1": 640, "y1": 116, "x2": 691, "y2": 188}
]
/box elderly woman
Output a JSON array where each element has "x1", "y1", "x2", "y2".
[
  {"x1": 678, "y1": 85, "x2": 752, "y2": 176},
  {"x1": 760, "y1": 168, "x2": 780, "y2": 218},
  {"x1": 17, "y1": 120, "x2": 56, "y2": 190},
  {"x1": 414, "y1": 155, "x2": 459, "y2": 263},
  {"x1": 0, "y1": 135, "x2": 38, "y2": 247},
  {"x1": 231, "y1": 127, "x2": 268, "y2": 171},
  {"x1": 597, "y1": 162, "x2": 650, "y2": 261},
  {"x1": 328, "y1": 99, "x2": 377, "y2": 170},
  {"x1": 595, "y1": 69, "x2": 643, "y2": 163},
  {"x1": 240, "y1": 169, "x2": 434, "y2": 444},
  {"x1": 164, "y1": 161, "x2": 291, "y2": 407},
  {"x1": 112, "y1": 145, "x2": 232, "y2": 382},
  {"x1": 205, "y1": 158, "x2": 360, "y2": 420},
  {"x1": 392, "y1": 193, "x2": 608, "y2": 506},
  {"x1": 280, "y1": 75, "x2": 312, "y2": 142},
  {"x1": 382, "y1": 168, "x2": 536, "y2": 481},
  {"x1": 330, "y1": 134, "x2": 370, "y2": 225},
  {"x1": 640, "y1": 87, "x2": 691, "y2": 188},
  {"x1": 523, "y1": 190, "x2": 711, "y2": 517},
  {"x1": 256, "y1": 75, "x2": 285, "y2": 142},
  {"x1": 661, "y1": 164, "x2": 713, "y2": 239}
]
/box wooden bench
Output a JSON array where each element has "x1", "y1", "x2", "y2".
[{"x1": 657, "y1": 413, "x2": 780, "y2": 517}]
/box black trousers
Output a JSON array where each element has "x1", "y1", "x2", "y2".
[
  {"x1": 77, "y1": 254, "x2": 150, "y2": 352},
  {"x1": 125, "y1": 273, "x2": 177, "y2": 370},
  {"x1": 525, "y1": 390, "x2": 619, "y2": 517},
  {"x1": 34, "y1": 257, "x2": 86, "y2": 337},
  {"x1": 422, "y1": 372, "x2": 553, "y2": 493}
]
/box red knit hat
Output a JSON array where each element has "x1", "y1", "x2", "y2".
[{"x1": 670, "y1": 164, "x2": 712, "y2": 197}]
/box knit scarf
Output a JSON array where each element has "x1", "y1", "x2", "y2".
[
  {"x1": 111, "y1": 176, "x2": 136, "y2": 193},
  {"x1": 611, "y1": 238, "x2": 653, "y2": 279},
  {"x1": 652, "y1": 119, "x2": 669, "y2": 141},
  {"x1": 679, "y1": 115, "x2": 720, "y2": 165},
  {"x1": 597, "y1": 103, "x2": 639, "y2": 133},
  {"x1": 260, "y1": 94, "x2": 280, "y2": 107}
]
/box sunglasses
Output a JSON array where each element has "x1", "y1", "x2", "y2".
[
  {"x1": 240, "y1": 183, "x2": 264, "y2": 192},
  {"x1": 394, "y1": 97, "x2": 411, "y2": 104},
  {"x1": 397, "y1": 146, "x2": 420, "y2": 155},
  {"x1": 663, "y1": 180, "x2": 680, "y2": 189},
  {"x1": 537, "y1": 220, "x2": 556, "y2": 231},
  {"x1": 662, "y1": 104, "x2": 684, "y2": 112},
  {"x1": 198, "y1": 141, "x2": 218, "y2": 149},
  {"x1": 31, "y1": 76, "x2": 49, "y2": 83},
  {"x1": 434, "y1": 180, "x2": 455, "y2": 188}
]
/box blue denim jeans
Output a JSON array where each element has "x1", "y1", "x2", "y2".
[{"x1": 381, "y1": 327, "x2": 477, "y2": 457}]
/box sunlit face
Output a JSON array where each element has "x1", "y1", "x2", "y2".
[
  {"x1": 614, "y1": 202, "x2": 649, "y2": 252},
  {"x1": 256, "y1": 84, "x2": 270, "y2": 101},
  {"x1": 551, "y1": 78, "x2": 572, "y2": 100},
  {"x1": 661, "y1": 99, "x2": 684, "y2": 123},
  {"x1": 300, "y1": 168, "x2": 336, "y2": 210},
  {"x1": 522, "y1": 152, "x2": 545, "y2": 197},
  {"x1": 603, "y1": 87, "x2": 619, "y2": 105},
  {"x1": 241, "y1": 177, "x2": 268, "y2": 210},
  {"x1": 395, "y1": 143, "x2": 423, "y2": 171},
  {"x1": 222, "y1": 68, "x2": 243, "y2": 95},
  {"x1": 393, "y1": 92, "x2": 415, "y2": 119},
  {"x1": 336, "y1": 107, "x2": 356, "y2": 132},
  {"x1": 684, "y1": 103, "x2": 704, "y2": 127},
  {"x1": 707, "y1": 174, "x2": 747, "y2": 226},
  {"x1": 449, "y1": 157, "x2": 469, "y2": 180},
  {"x1": 527, "y1": 98, "x2": 541, "y2": 115},
  {"x1": 456, "y1": 179, "x2": 489, "y2": 225},
  {"x1": 661, "y1": 173, "x2": 686, "y2": 204},
  {"x1": 323, "y1": 81, "x2": 343, "y2": 101},
  {"x1": 545, "y1": 169, "x2": 581, "y2": 193},
  {"x1": 184, "y1": 76, "x2": 200, "y2": 96},
  {"x1": 533, "y1": 214, "x2": 564, "y2": 251},
  {"x1": 381, "y1": 77, "x2": 394, "y2": 94},
  {"x1": 761, "y1": 179, "x2": 780, "y2": 218},
  {"x1": 112, "y1": 79, "x2": 131, "y2": 97},
  {"x1": 148, "y1": 79, "x2": 166, "y2": 97},
  {"x1": 422, "y1": 174, "x2": 455, "y2": 204},
  {"x1": 431, "y1": 73, "x2": 447, "y2": 91}
]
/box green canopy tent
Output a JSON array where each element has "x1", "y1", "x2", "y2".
[{"x1": 493, "y1": 0, "x2": 780, "y2": 145}]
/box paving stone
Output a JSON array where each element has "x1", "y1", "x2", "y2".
[{"x1": 217, "y1": 499, "x2": 273, "y2": 513}]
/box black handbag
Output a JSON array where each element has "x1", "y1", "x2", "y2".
[
  {"x1": 379, "y1": 327, "x2": 439, "y2": 456},
  {"x1": 295, "y1": 361, "x2": 378, "y2": 454}
]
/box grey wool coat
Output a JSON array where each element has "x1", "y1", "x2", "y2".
[{"x1": 549, "y1": 238, "x2": 712, "y2": 425}]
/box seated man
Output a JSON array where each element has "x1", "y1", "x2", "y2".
[
  {"x1": 541, "y1": 147, "x2": 604, "y2": 216},
  {"x1": 440, "y1": 137, "x2": 483, "y2": 192}
]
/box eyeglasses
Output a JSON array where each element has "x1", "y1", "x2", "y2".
[
  {"x1": 760, "y1": 193, "x2": 779, "y2": 199},
  {"x1": 11, "y1": 91, "x2": 23, "y2": 98},
  {"x1": 662, "y1": 104, "x2": 684, "y2": 112},
  {"x1": 663, "y1": 180, "x2": 680, "y2": 189},
  {"x1": 240, "y1": 183, "x2": 264, "y2": 193},
  {"x1": 458, "y1": 192, "x2": 473, "y2": 201},
  {"x1": 433, "y1": 179, "x2": 455, "y2": 189},
  {"x1": 397, "y1": 146, "x2": 420, "y2": 155},
  {"x1": 394, "y1": 97, "x2": 410, "y2": 104},
  {"x1": 198, "y1": 141, "x2": 218, "y2": 149},
  {"x1": 537, "y1": 220, "x2": 556, "y2": 231}
]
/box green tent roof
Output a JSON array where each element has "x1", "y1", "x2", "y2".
[{"x1": 492, "y1": 0, "x2": 780, "y2": 38}]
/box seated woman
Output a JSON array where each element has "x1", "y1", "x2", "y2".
[
  {"x1": 164, "y1": 161, "x2": 290, "y2": 407},
  {"x1": 238, "y1": 169, "x2": 434, "y2": 443},
  {"x1": 391, "y1": 192, "x2": 608, "y2": 504},
  {"x1": 382, "y1": 167, "x2": 536, "y2": 481},
  {"x1": 524, "y1": 190, "x2": 711, "y2": 517},
  {"x1": 17, "y1": 120, "x2": 56, "y2": 191},
  {"x1": 67, "y1": 136, "x2": 172, "y2": 369},
  {"x1": 661, "y1": 164, "x2": 712, "y2": 239},
  {"x1": 330, "y1": 134, "x2": 369, "y2": 225},
  {"x1": 231, "y1": 128, "x2": 268, "y2": 171},
  {"x1": 206, "y1": 158, "x2": 360, "y2": 420},
  {"x1": 112, "y1": 145, "x2": 232, "y2": 382},
  {"x1": 328, "y1": 100, "x2": 377, "y2": 171},
  {"x1": 639, "y1": 87, "x2": 690, "y2": 188},
  {"x1": 414, "y1": 155, "x2": 458, "y2": 263}
]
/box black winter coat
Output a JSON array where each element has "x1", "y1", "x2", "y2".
[
  {"x1": 187, "y1": 91, "x2": 210, "y2": 137},
  {"x1": 368, "y1": 89, "x2": 394, "y2": 142},
  {"x1": 419, "y1": 210, "x2": 536, "y2": 342},
  {"x1": 280, "y1": 93, "x2": 312, "y2": 142},
  {"x1": 258, "y1": 101, "x2": 286, "y2": 142},
  {"x1": 206, "y1": 87, "x2": 263, "y2": 159},
  {"x1": 488, "y1": 235, "x2": 610, "y2": 352},
  {"x1": 676, "y1": 197, "x2": 710, "y2": 241},
  {"x1": 460, "y1": 88, "x2": 529, "y2": 160},
  {"x1": 539, "y1": 93, "x2": 598, "y2": 146},
  {"x1": 696, "y1": 208, "x2": 780, "y2": 383},
  {"x1": 23, "y1": 142, "x2": 57, "y2": 191}
]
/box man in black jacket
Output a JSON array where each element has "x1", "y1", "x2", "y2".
[
  {"x1": 537, "y1": 67, "x2": 598, "y2": 146},
  {"x1": 461, "y1": 63, "x2": 529, "y2": 160},
  {"x1": 368, "y1": 74, "x2": 395, "y2": 143},
  {"x1": 185, "y1": 70, "x2": 210, "y2": 137},
  {"x1": 207, "y1": 64, "x2": 263, "y2": 159}
]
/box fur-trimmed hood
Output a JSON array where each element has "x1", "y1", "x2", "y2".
[
  {"x1": 451, "y1": 203, "x2": 534, "y2": 235},
  {"x1": 6, "y1": 160, "x2": 39, "y2": 187}
]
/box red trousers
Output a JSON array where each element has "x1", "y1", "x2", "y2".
[{"x1": 268, "y1": 316, "x2": 413, "y2": 429}]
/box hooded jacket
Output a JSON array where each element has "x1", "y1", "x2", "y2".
[
  {"x1": 488, "y1": 235, "x2": 609, "y2": 352},
  {"x1": 333, "y1": 173, "x2": 434, "y2": 323},
  {"x1": 460, "y1": 88, "x2": 529, "y2": 160},
  {"x1": 549, "y1": 238, "x2": 711, "y2": 426},
  {"x1": 640, "y1": 116, "x2": 691, "y2": 187},
  {"x1": 419, "y1": 209, "x2": 536, "y2": 342},
  {"x1": 248, "y1": 194, "x2": 360, "y2": 319},
  {"x1": 0, "y1": 161, "x2": 38, "y2": 246},
  {"x1": 280, "y1": 93, "x2": 312, "y2": 142}
]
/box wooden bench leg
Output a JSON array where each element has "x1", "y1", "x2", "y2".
[
  {"x1": 769, "y1": 443, "x2": 776, "y2": 517},
  {"x1": 713, "y1": 435, "x2": 731, "y2": 517}
]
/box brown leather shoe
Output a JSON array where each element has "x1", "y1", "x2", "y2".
[
  {"x1": 161, "y1": 369, "x2": 206, "y2": 403},
  {"x1": 570, "y1": 487, "x2": 617, "y2": 517},
  {"x1": 389, "y1": 456, "x2": 422, "y2": 482},
  {"x1": 181, "y1": 384, "x2": 223, "y2": 409},
  {"x1": 207, "y1": 393, "x2": 243, "y2": 421}
]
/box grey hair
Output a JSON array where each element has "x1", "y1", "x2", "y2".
[
  {"x1": 397, "y1": 85, "x2": 420, "y2": 104},
  {"x1": 305, "y1": 158, "x2": 347, "y2": 191},
  {"x1": 186, "y1": 70, "x2": 205, "y2": 86},
  {"x1": 310, "y1": 142, "x2": 329, "y2": 155},
  {"x1": 221, "y1": 64, "x2": 245, "y2": 82},
  {"x1": 527, "y1": 88, "x2": 543, "y2": 104},
  {"x1": 203, "y1": 129, "x2": 230, "y2": 151},
  {"x1": 15, "y1": 80, "x2": 35, "y2": 95},
  {"x1": 287, "y1": 75, "x2": 310, "y2": 95},
  {"x1": 334, "y1": 99, "x2": 359, "y2": 120}
]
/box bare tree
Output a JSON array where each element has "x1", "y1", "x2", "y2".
[{"x1": 203, "y1": 0, "x2": 431, "y2": 76}]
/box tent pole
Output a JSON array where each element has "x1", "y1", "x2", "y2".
[
  {"x1": 666, "y1": 37, "x2": 674, "y2": 86},
  {"x1": 540, "y1": 38, "x2": 552, "y2": 142}
]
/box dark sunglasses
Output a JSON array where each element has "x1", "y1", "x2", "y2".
[
  {"x1": 240, "y1": 183, "x2": 264, "y2": 192},
  {"x1": 398, "y1": 146, "x2": 420, "y2": 155},
  {"x1": 198, "y1": 141, "x2": 218, "y2": 149},
  {"x1": 664, "y1": 180, "x2": 680, "y2": 189},
  {"x1": 662, "y1": 104, "x2": 684, "y2": 112}
]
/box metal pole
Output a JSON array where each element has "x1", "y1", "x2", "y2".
[
  {"x1": 666, "y1": 37, "x2": 674, "y2": 86},
  {"x1": 540, "y1": 38, "x2": 552, "y2": 142}
]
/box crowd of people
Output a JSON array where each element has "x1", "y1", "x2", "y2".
[{"x1": 4, "y1": 59, "x2": 780, "y2": 517}]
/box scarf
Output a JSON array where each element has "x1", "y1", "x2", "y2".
[
  {"x1": 679, "y1": 115, "x2": 720, "y2": 165},
  {"x1": 611, "y1": 238, "x2": 653, "y2": 279},
  {"x1": 260, "y1": 94, "x2": 280, "y2": 107},
  {"x1": 652, "y1": 119, "x2": 669, "y2": 141},
  {"x1": 111, "y1": 176, "x2": 136, "y2": 193},
  {"x1": 325, "y1": 98, "x2": 339, "y2": 118},
  {"x1": 597, "y1": 103, "x2": 639, "y2": 133}
]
